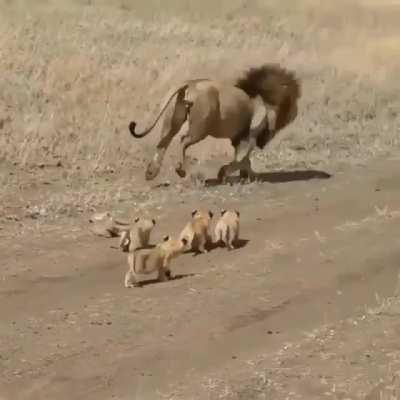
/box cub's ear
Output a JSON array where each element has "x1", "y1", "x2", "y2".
[
  {"x1": 191, "y1": 209, "x2": 198, "y2": 217},
  {"x1": 235, "y1": 210, "x2": 240, "y2": 217},
  {"x1": 181, "y1": 238, "x2": 188, "y2": 245},
  {"x1": 152, "y1": 219, "x2": 156, "y2": 225},
  {"x1": 221, "y1": 209, "x2": 226, "y2": 216},
  {"x1": 208, "y1": 211, "x2": 213, "y2": 219},
  {"x1": 134, "y1": 217, "x2": 140, "y2": 223},
  {"x1": 163, "y1": 235, "x2": 170, "y2": 242}
]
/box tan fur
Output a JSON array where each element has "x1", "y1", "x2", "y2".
[
  {"x1": 179, "y1": 209, "x2": 213, "y2": 254},
  {"x1": 124, "y1": 236, "x2": 188, "y2": 288},
  {"x1": 214, "y1": 210, "x2": 240, "y2": 250},
  {"x1": 119, "y1": 217, "x2": 156, "y2": 253},
  {"x1": 89, "y1": 212, "x2": 130, "y2": 238},
  {"x1": 128, "y1": 63, "x2": 301, "y2": 182}
]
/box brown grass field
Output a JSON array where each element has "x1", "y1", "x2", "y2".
[{"x1": 1, "y1": 0, "x2": 400, "y2": 399}]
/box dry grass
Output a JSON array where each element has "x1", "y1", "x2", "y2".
[{"x1": 1, "y1": 0, "x2": 399, "y2": 180}]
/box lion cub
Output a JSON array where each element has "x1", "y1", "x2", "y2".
[
  {"x1": 119, "y1": 217, "x2": 156, "y2": 253},
  {"x1": 214, "y1": 209, "x2": 240, "y2": 250},
  {"x1": 89, "y1": 211, "x2": 130, "y2": 238},
  {"x1": 124, "y1": 235, "x2": 188, "y2": 288},
  {"x1": 179, "y1": 209, "x2": 213, "y2": 254}
]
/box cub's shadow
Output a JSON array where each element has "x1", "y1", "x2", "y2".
[
  {"x1": 204, "y1": 169, "x2": 331, "y2": 187},
  {"x1": 138, "y1": 273, "x2": 197, "y2": 288},
  {"x1": 189, "y1": 238, "x2": 250, "y2": 257}
]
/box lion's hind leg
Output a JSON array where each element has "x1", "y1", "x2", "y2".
[
  {"x1": 175, "y1": 126, "x2": 210, "y2": 178},
  {"x1": 214, "y1": 224, "x2": 223, "y2": 247},
  {"x1": 124, "y1": 253, "x2": 140, "y2": 288},
  {"x1": 146, "y1": 89, "x2": 188, "y2": 180},
  {"x1": 176, "y1": 87, "x2": 219, "y2": 178},
  {"x1": 124, "y1": 270, "x2": 139, "y2": 288},
  {"x1": 157, "y1": 266, "x2": 172, "y2": 282}
]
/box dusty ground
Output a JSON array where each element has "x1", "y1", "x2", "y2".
[
  {"x1": 2, "y1": 156, "x2": 400, "y2": 400},
  {"x1": 1, "y1": 0, "x2": 400, "y2": 399}
]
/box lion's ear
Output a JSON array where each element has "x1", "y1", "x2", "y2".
[
  {"x1": 235, "y1": 210, "x2": 240, "y2": 217},
  {"x1": 134, "y1": 217, "x2": 140, "y2": 223},
  {"x1": 191, "y1": 210, "x2": 197, "y2": 217},
  {"x1": 163, "y1": 235, "x2": 170, "y2": 242},
  {"x1": 208, "y1": 211, "x2": 213, "y2": 219},
  {"x1": 181, "y1": 238, "x2": 188, "y2": 246},
  {"x1": 221, "y1": 209, "x2": 226, "y2": 216}
]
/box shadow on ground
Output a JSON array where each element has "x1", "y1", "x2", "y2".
[
  {"x1": 204, "y1": 169, "x2": 332, "y2": 187},
  {"x1": 186, "y1": 238, "x2": 250, "y2": 257},
  {"x1": 137, "y1": 273, "x2": 197, "y2": 287},
  {"x1": 206, "y1": 238, "x2": 249, "y2": 252}
]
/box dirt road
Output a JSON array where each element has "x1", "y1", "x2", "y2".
[{"x1": 1, "y1": 157, "x2": 400, "y2": 399}]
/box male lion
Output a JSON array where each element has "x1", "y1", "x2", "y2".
[{"x1": 129, "y1": 63, "x2": 301, "y2": 182}]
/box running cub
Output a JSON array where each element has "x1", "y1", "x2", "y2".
[
  {"x1": 124, "y1": 235, "x2": 188, "y2": 288},
  {"x1": 179, "y1": 209, "x2": 213, "y2": 253}
]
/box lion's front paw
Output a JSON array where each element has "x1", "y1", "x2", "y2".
[
  {"x1": 217, "y1": 168, "x2": 228, "y2": 184},
  {"x1": 175, "y1": 164, "x2": 187, "y2": 178}
]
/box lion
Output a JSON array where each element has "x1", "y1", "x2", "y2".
[
  {"x1": 119, "y1": 217, "x2": 156, "y2": 252},
  {"x1": 88, "y1": 211, "x2": 130, "y2": 238},
  {"x1": 214, "y1": 209, "x2": 240, "y2": 250},
  {"x1": 179, "y1": 209, "x2": 213, "y2": 254},
  {"x1": 124, "y1": 235, "x2": 188, "y2": 288},
  {"x1": 128, "y1": 63, "x2": 301, "y2": 182}
]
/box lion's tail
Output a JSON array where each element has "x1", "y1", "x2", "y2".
[
  {"x1": 129, "y1": 84, "x2": 189, "y2": 138},
  {"x1": 234, "y1": 63, "x2": 301, "y2": 107}
]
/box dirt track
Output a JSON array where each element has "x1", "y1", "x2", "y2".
[{"x1": 1, "y1": 157, "x2": 400, "y2": 399}]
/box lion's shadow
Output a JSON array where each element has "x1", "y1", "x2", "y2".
[
  {"x1": 137, "y1": 273, "x2": 197, "y2": 288},
  {"x1": 204, "y1": 169, "x2": 331, "y2": 187},
  {"x1": 188, "y1": 238, "x2": 249, "y2": 257}
]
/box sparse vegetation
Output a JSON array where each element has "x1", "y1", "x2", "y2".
[
  {"x1": 1, "y1": 0, "x2": 399, "y2": 177},
  {"x1": 1, "y1": 1, "x2": 400, "y2": 399}
]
